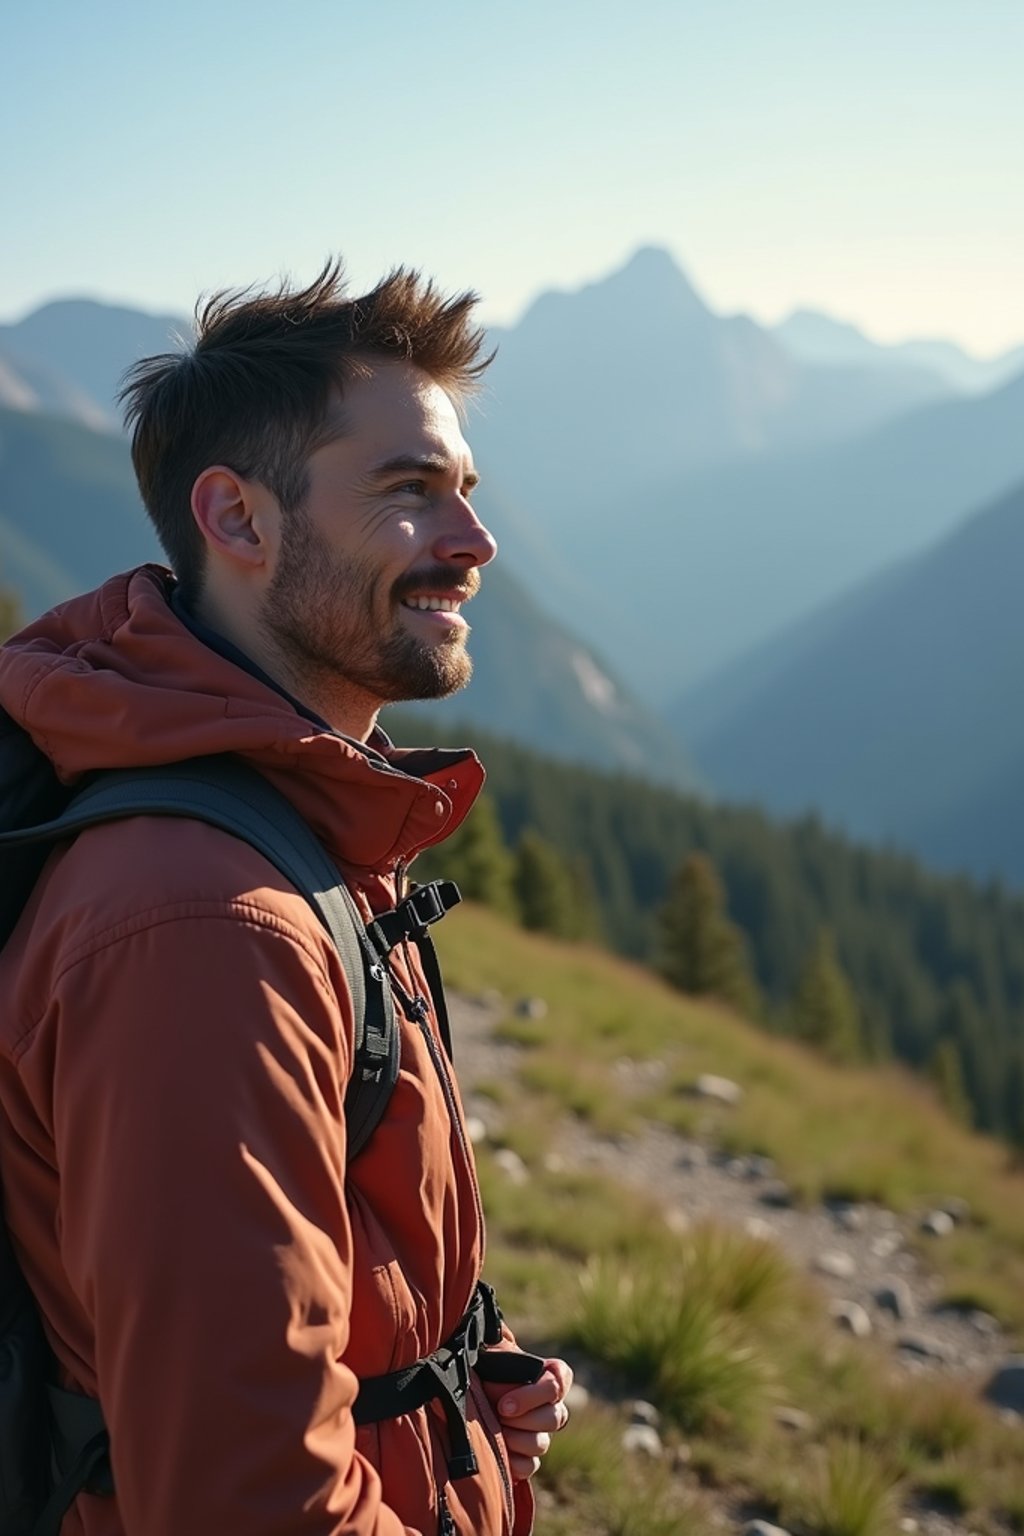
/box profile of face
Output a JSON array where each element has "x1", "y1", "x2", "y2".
[{"x1": 259, "y1": 360, "x2": 497, "y2": 717}]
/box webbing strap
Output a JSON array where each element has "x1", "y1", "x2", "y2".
[
  {"x1": 1, "y1": 755, "x2": 399, "y2": 1161},
  {"x1": 353, "y1": 1283, "x2": 545, "y2": 1480}
]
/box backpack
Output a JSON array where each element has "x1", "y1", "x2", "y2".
[{"x1": 0, "y1": 740, "x2": 462, "y2": 1536}]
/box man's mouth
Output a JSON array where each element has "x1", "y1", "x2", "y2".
[{"x1": 400, "y1": 595, "x2": 465, "y2": 614}]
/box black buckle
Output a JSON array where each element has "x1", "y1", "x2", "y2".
[{"x1": 366, "y1": 881, "x2": 462, "y2": 956}]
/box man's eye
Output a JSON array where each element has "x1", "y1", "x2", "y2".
[{"x1": 393, "y1": 480, "x2": 427, "y2": 496}]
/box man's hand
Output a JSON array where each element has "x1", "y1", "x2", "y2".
[{"x1": 482, "y1": 1358, "x2": 574, "y2": 1481}]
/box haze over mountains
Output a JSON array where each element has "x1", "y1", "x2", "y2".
[{"x1": 2, "y1": 248, "x2": 1024, "y2": 881}]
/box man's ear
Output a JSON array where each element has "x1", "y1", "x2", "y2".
[{"x1": 191, "y1": 466, "x2": 277, "y2": 571}]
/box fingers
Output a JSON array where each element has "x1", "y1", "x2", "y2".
[{"x1": 497, "y1": 1358, "x2": 574, "y2": 1423}]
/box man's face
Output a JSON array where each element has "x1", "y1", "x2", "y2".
[{"x1": 259, "y1": 360, "x2": 496, "y2": 715}]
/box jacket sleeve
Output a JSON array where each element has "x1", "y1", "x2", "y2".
[{"x1": 48, "y1": 896, "x2": 415, "y2": 1536}]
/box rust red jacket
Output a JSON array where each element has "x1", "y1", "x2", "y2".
[{"x1": 0, "y1": 566, "x2": 532, "y2": 1536}]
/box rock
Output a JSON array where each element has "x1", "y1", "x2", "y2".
[
  {"x1": 626, "y1": 1399, "x2": 660, "y2": 1427},
  {"x1": 871, "y1": 1233, "x2": 902, "y2": 1259},
  {"x1": 465, "y1": 1116, "x2": 488, "y2": 1145},
  {"x1": 984, "y1": 1357, "x2": 1024, "y2": 1414},
  {"x1": 939, "y1": 1196, "x2": 972, "y2": 1226},
  {"x1": 898, "y1": 1333, "x2": 950, "y2": 1363},
  {"x1": 514, "y1": 996, "x2": 548, "y2": 1020},
  {"x1": 565, "y1": 1382, "x2": 590, "y2": 1413},
  {"x1": 899, "y1": 1519, "x2": 919, "y2": 1533},
  {"x1": 815, "y1": 1250, "x2": 856, "y2": 1280},
  {"x1": 760, "y1": 1181, "x2": 795, "y2": 1209},
  {"x1": 920, "y1": 1209, "x2": 955, "y2": 1237},
  {"x1": 831, "y1": 1300, "x2": 872, "y2": 1337},
  {"x1": 743, "y1": 1522, "x2": 793, "y2": 1536},
  {"x1": 746, "y1": 1154, "x2": 776, "y2": 1180},
  {"x1": 693, "y1": 1074, "x2": 743, "y2": 1105},
  {"x1": 677, "y1": 1143, "x2": 708, "y2": 1171},
  {"x1": 874, "y1": 1280, "x2": 915, "y2": 1320},
  {"x1": 970, "y1": 1310, "x2": 1001, "y2": 1337},
  {"x1": 774, "y1": 1406, "x2": 813, "y2": 1432},
  {"x1": 493, "y1": 1148, "x2": 529, "y2": 1185},
  {"x1": 725, "y1": 1157, "x2": 750, "y2": 1179},
  {"x1": 745, "y1": 1217, "x2": 777, "y2": 1241},
  {"x1": 621, "y1": 1423, "x2": 663, "y2": 1457},
  {"x1": 832, "y1": 1203, "x2": 867, "y2": 1232},
  {"x1": 664, "y1": 1206, "x2": 692, "y2": 1235}
]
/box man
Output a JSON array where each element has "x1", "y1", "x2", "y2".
[{"x1": 0, "y1": 262, "x2": 571, "y2": 1535}]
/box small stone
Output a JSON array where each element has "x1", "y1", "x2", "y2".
[
  {"x1": 565, "y1": 1382, "x2": 590, "y2": 1413},
  {"x1": 984, "y1": 1357, "x2": 1024, "y2": 1414},
  {"x1": 693, "y1": 1073, "x2": 743, "y2": 1105},
  {"x1": 832, "y1": 1203, "x2": 867, "y2": 1232},
  {"x1": 621, "y1": 1423, "x2": 662, "y2": 1457},
  {"x1": 493, "y1": 1148, "x2": 529, "y2": 1185},
  {"x1": 815, "y1": 1250, "x2": 856, "y2": 1280},
  {"x1": 774, "y1": 1406, "x2": 813, "y2": 1432},
  {"x1": 743, "y1": 1521, "x2": 792, "y2": 1536},
  {"x1": 677, "y1": 1143, "x2": 708, "y2": 1171},
  {"x1": 746, "y1": 1155, "x2": 776, "y2": 1179},
  {"x1": 664, "y1": 1207, "x2": 692, "y2": 1235},
  {"x1": 898, "y1": 1333, "x2": 950, "y2": 1363},
  {"x1": 745, "y1": 1217, "x2": 777, "y2": 1241},
  {"x1": 899, "y1": 1519, "x2": 919, "y2": 1533},
  {"x1": 514, "y1": 996, "x2": 548, "y2": 1020},
  {"x1": 871, "y1": 1233, "x2": 902, "y2": 1259},
  {"x1": 939, "y1": 1196, "x2": 972, "y2": 1226},
  {"x1": 831, "y1": 1300, "x2": 872, "y2": 1337},
  {"x1": 726, "y1": 1157, "x2": 750, "y2": 1179},
  {"x1": 626, "y1": 1399, "x2": 660, "y2": 1427},
  {"x1": 760, "y1": 1181, "x2": 795, "y2": 1209},
  {"x1": 920, "y1": 1210, "x2": 955, "y2": 1237},
  {"x1": 875, "y1": 1280, "x2": 915, "y2": 1320},
  {"x1": 465, "y1": 1116, "x2": 488, "y2": 1145},
  {"x1": 970, "y1": 1310, "x2": 1001, "y2": 1337}
]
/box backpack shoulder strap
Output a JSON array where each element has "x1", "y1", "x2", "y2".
[{"x1": 2, "y1": 753, "x2": 398, "y2": 1161}]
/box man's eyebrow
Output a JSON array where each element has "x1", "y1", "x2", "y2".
[{"x1": 367, "y1": 453, "x2": 480, "y2": 487}]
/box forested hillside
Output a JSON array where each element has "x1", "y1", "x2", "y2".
[{"x1": 398, "y1": 715, "x2": 1024, "y2": 1146}]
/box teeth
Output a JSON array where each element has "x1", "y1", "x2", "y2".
[{"x1": 405, "y1": 596, "x2": 460, "y2": 612}]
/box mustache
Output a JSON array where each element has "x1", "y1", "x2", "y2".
[{"x1": 392, "y1": 567, "x2": 482, "y2": 603}]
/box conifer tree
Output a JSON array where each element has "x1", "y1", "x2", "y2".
[
  {"x1": 657, "y1": 851, "x2": 759, "y2": 1015},
  {"x1": 0, "y1": 580, "x2": 24, "y2": 642},
  {"x1": 431, "y1": 794, "x2": 518, "y2": 918},
  {"x1": 927, "y1": 1038, "x2": 971, "y2": 1125},
  {"x1": 790, "y1": 928, "x2": 863, "y2": 1063},
  {"x1": 514, "y1": 829, "x2": 581, "y2": 939}
]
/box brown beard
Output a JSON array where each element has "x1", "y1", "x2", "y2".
[{"x1": 260, "y1": 506, "x2": 475, "y2": 705}]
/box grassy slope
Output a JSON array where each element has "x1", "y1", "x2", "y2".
[{"x1": 436, "y1": 904, "x2": 1024, "y2": 1536}]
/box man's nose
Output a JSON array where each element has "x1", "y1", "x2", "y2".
[{"x1": 432, "y1": 496, "x2": 498, "y2": 569}]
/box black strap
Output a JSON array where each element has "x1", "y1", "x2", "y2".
[
  {"x1": 353, "y1": 1283, "x2": 545, "y2": 1481},
  {"x1": 1, "y1": 754, "x2": 399, "y2": 1162}
]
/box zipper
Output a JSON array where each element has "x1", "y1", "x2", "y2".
[
  {"x1": 438, "y1": 1485, "x2": 456, "y2": 1536},
  {"x1": 470, "y1": 1378, "x2": 515, "y2": 1530}
]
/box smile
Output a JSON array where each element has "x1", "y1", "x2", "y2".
[{"x1": 401, "y1": 597, "x2": 464, "y2": 613}]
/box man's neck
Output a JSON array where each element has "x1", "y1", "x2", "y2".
[{"x1": 185, "y1": 587, "x2": 380, "y2": 743}]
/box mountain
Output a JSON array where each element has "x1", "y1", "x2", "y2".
[
  {"x1": 777, "y1": 308, "x2": 1024, "y2": 395},
  {"x1": 591, "y1": 366, "x2": 1024, "y2": 701},
  {"x1": 673, "y1": 480, "x2": 1024, "y2": 883},
  {"x1": 0, "y1": 298, "x2": 189, "y2": 429},
  {"x1": 0, "y1": 407, "x2": 698, "y2": 790}
]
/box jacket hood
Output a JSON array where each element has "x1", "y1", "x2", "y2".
[{"x1": 0, "y1": 565, "x2": 484, "y2": 872}]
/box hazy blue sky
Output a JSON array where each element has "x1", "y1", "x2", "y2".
[{"x1": 4, "y1": 0, "x2": 1022, "y2": 353}]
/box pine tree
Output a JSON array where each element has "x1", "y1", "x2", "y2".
[
  {"x1": 431, "y1": 794, "x2": 518, "y2": 919},
  {"x1": 790, "y1": 928, "x2": 863, "y2": 1063},
  {"x1": 514, "y1": 829, "x2": 581, "y2": 939},
  {"x1": 0, "y1": 581, "x2": 24, "y2": 642},
  {"x1": 927, "y1": 1038, "x2": 972, "y2": 1125},
  {"x1": 657, "y1": 852, "x2": 760, "y2": 1015}
]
